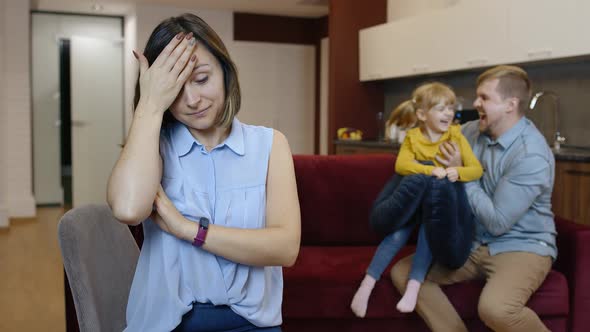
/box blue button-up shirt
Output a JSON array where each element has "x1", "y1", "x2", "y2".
[
  {"x1": 462, "y1": 117, "x2": 557, "y2": 259},
  {"x1": 125, "y1": 119, "x2": 282, "y2": 331}
]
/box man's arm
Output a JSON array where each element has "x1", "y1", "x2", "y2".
[{"x1": 465, "y1": 154, "x2": 551, "y2": 236}]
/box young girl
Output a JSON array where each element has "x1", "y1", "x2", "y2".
[
  {"x1": 385, "y1": 100, "x2": 417, "y2": 144},
  {"x1": 350, "y1": 82, "x2": 482, "y2": 317}
]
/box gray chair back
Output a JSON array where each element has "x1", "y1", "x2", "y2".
[{"x1": 58, "y1": 204, "x2": 139, "y2": 332}]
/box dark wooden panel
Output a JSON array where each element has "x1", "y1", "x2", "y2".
[
  {"x1": 553, "y1": 161, "x2": 590, "y2": 225},
  {"x1": 234, "y1": 13, "x2": 327, "y2": 45},
  {"x1": 328, "y1": 0, "x2": 387, "y2": 153}
]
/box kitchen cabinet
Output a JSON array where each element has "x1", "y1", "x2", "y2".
[
  {"x1": 360, "y1": 0, "x2": 509, "y2": 80},
  {"x1": 552, "y1": 160, "x2": 590, "y2": 226},
  {"x1": 508, "y1": 0, "x2": 582, "y2": 62},
  {"x1": 360, "y1": 0, "x2": 590, "y2": 81},
  {"x1": 442, "y1": 1, "x2": 509, "y2": 71},
  {"x1": 359, "y1": 17, "x2": 435, "y2": 80}
]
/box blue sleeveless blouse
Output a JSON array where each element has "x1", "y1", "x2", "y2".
[{"x1": 125, "y1": 118, "x2": 282, "y2": 331}]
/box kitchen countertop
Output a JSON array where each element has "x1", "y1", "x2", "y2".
[
  {"x1": 334, "y1": 140, "x2": 590, "y2": 162},
  {"x1": 333, "y1": 139, "x2": 400, "y2": 149},
  {"x1": 552, "y1": 146, "x2": 590, "y2": 162}
]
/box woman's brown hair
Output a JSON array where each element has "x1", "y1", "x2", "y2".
[{"x1": 133, "y1": 13, "x2": 241, "y2": 127}]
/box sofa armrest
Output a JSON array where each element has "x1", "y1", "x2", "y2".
[{"x1": 553, "y1": 217, "x2": 590, "y2": 332}]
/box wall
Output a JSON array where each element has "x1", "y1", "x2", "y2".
[
  {"x1": 123, "y1": 11, "x2": 137, "y2": 134},
  {"x1": 383, "y1": 60, "x2": 590, "y2": 148},
  {"x1": 1, "y1": 0, "x2": 35, "y2": 218},
  {"x1": 387, "y1": 0, "x2": 459, "y2": 21},
  {"x1": 0, "y1": 0, "x2": 7, "y2": 226},
  {"x1": 328, "y1": 0, "x2": 387, "y2": 153}
]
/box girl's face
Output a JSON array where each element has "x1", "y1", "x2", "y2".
[
  {"x1": 417, "y1": 102, "x2": 455, "y2": 134},
  {"x1": 169, "y1": 44, "x2": 225, "y2": 134}
]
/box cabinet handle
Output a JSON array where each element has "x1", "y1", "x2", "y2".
[
  {"x1": 527, "y1": 49, "x2": 553, "y2": 59},
  {"x1": 412, "y1": 65, "x2": 430, "y2": 73},
  {"x1": 71, "y1": 120, "x2": 88, "y2": 127},
  {"x1": 466, "y1": 58, "x2": 488, "y2": 66},
  {"x1": 566, "y1": 170, "x2": 590, "y2": 176}
]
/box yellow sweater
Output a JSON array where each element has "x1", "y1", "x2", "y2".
[{"x1": 395, "y1": 125, "x2": 483, "y2": 182}]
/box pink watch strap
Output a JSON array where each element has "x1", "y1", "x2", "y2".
[{"x1": 192, "y1": 217, "x2": 209, "y2": 247}]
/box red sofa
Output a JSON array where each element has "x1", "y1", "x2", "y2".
[{"x1": 283, "y1": 154, "x2": 590, "y2": 332}]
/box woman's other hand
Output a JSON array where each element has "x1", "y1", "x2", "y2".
[
  {"x1": 152, "y1": 185, "x2": 189, "y2": 237},
  {"x1": 134, "y1": 32, "x2": 198, "y2": 114}
]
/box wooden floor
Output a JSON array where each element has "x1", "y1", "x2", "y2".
[{"x1": 0, "y1": 207, "x2": 67, "y2": 332}]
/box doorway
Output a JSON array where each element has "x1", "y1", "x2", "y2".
[
  {"x1": 58, "y1": 39, "x2": 72, "y2": 206},
  {"x1": 32, "y1": 12, "x2": 124, "y2": 207}
]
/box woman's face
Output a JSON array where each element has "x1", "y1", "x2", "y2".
[{"x1": 169, "y1": 43, "x2": 225, "y2": 132}]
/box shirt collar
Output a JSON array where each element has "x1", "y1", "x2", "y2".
[
  {"x1": 170, "y1": 118, "x2": 245, "y2": 157},
  {"x1": 483, "y1": 116, "x2": 527, "y2": 149},
  {"x1": 496, "y1": 116, "x2": 527, "y2": 148},
  {"x1": 223, "y1": 118, "x2": 245, "y2": 156}
]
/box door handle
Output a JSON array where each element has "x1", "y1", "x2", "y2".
[{"x1": 71, "y1": 120, "x2": 88, "y2": 127}]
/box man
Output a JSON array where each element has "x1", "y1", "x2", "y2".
[{"x1": 391, "y1": 65, "x2": 557, "y2": 332}]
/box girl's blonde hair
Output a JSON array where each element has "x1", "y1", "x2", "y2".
[
  {"x1": 386, "y1": 82, "x2": 455, "y2": 129},
  {"x1": 386, "y1": 100, "x2": 417, "y2": 129},
  {"x1": 412, "y1": 82, "x2": 456, "y2": 112}
]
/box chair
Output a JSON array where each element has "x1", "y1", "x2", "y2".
[{"x1": 58, "y1": 204, "x2": 139, "y2": 332}]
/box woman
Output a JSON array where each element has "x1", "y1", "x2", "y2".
[{"x1": 107, "y1": 13, "x2": 301, "y2": 332}]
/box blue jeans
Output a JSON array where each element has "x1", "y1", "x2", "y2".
[
  {"x1": 366, "y1": 221, "x2": 432, "y2": 283},
  {"x1": 173, "y1": 302, "x2": 282, "y2": 332}
]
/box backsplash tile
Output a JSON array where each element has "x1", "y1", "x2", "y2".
[{"x1": 384, "y1": 60, "x2": 590, "y2": 148}]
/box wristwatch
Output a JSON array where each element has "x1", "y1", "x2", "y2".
[{"x1": 192, "y1": 217, "x2": 209, "y2": 247}]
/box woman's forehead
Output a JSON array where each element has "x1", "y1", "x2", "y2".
[{"x1": 194, "y1": 44, "x2": 218, "y2": 67}]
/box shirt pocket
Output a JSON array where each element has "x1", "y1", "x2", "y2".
[
  {"x1": 162, "y1": 177, "x2": 211, "y2": 222},
  {"x1": 219, "y1": 185, "x2": 265, "y2": 229},
  {"x1": 161, "y1": 176, "x2": 184, "y2": 204}
]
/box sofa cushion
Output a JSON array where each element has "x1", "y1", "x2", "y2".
[
  {"x1": 293, "y1": 154, "x2": 396, "y2": 246},
  {"x1": 283, "y1": 246, "x2": 569, "y2": 320}
]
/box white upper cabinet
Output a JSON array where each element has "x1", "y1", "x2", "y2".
[
  {"x1": 359, "y1": 16, "x2": 436, "y2": 80},
  {"x1": 508, "y1": 0, "x2": 580, "y2": 61},
  {"x1": 360, "y1": 0, "x2": 589, "y2": 81},
  {"x1": 442, "y1": 0, "x2": 510, "y2": 71}
]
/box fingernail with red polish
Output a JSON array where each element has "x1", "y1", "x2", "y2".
[
  {"x1": 190, "y1": 54, "x2": 196, "y2": 62},
  {"x1": 185, "y1": 32, "x2": 193, "y2": 40},
  {"x1": 132, "y1": 50, "x2": 138, "y2": 59},
  {"x1": 176, "y1": 32, "x2": 183, "y2": 40}
]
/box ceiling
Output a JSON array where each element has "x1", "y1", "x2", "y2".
[{"x1": 33, "y1": 0, "x2": 329, "y2": 18}]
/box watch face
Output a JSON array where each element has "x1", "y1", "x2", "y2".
[{"x1": 200, "y1": 217, "x2": 210, "y2": 228}]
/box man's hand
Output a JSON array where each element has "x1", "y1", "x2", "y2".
[
  {"x1": 432, "y1": 167, "x2": 447, "y2": 179},
  {"x1": 436, "y1": 141, "x2": 462, "y2": 167},
  {"x1": 446, "y1": 167, "x2": 459, "y2": 182}
]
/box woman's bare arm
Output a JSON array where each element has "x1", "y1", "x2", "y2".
[
  {"x1": 107, "y1": 32, "x2": 198, "y2": 225},
  {"x1": 153, "y1": 130, "x2": 302, "y2": 266}
]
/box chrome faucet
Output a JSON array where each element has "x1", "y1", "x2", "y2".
[{"x1": 529, "y1": 91, "x2": 566, "y2": 149}]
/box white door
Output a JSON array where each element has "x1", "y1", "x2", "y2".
[{"x1": 70, "y1": 36, "x2": 123, "y2": 207}]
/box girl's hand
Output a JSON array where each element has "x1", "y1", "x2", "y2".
[
  {"x1": 446, "y1": 167, "x2": 459, "y2": 182},
  {"x1": 134, "y1": 32, "x2": 198, "y2": 114},
  {"x1": 151, "y1": 185, "x2": 189, "y2": 238},
  {"x1": 432, "y1": 167, "x2": 447, "y2": 179}
]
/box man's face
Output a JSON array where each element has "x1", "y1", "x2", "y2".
[{"x1": 473, "y1": 78, "x2": 512, "y2": 139}]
